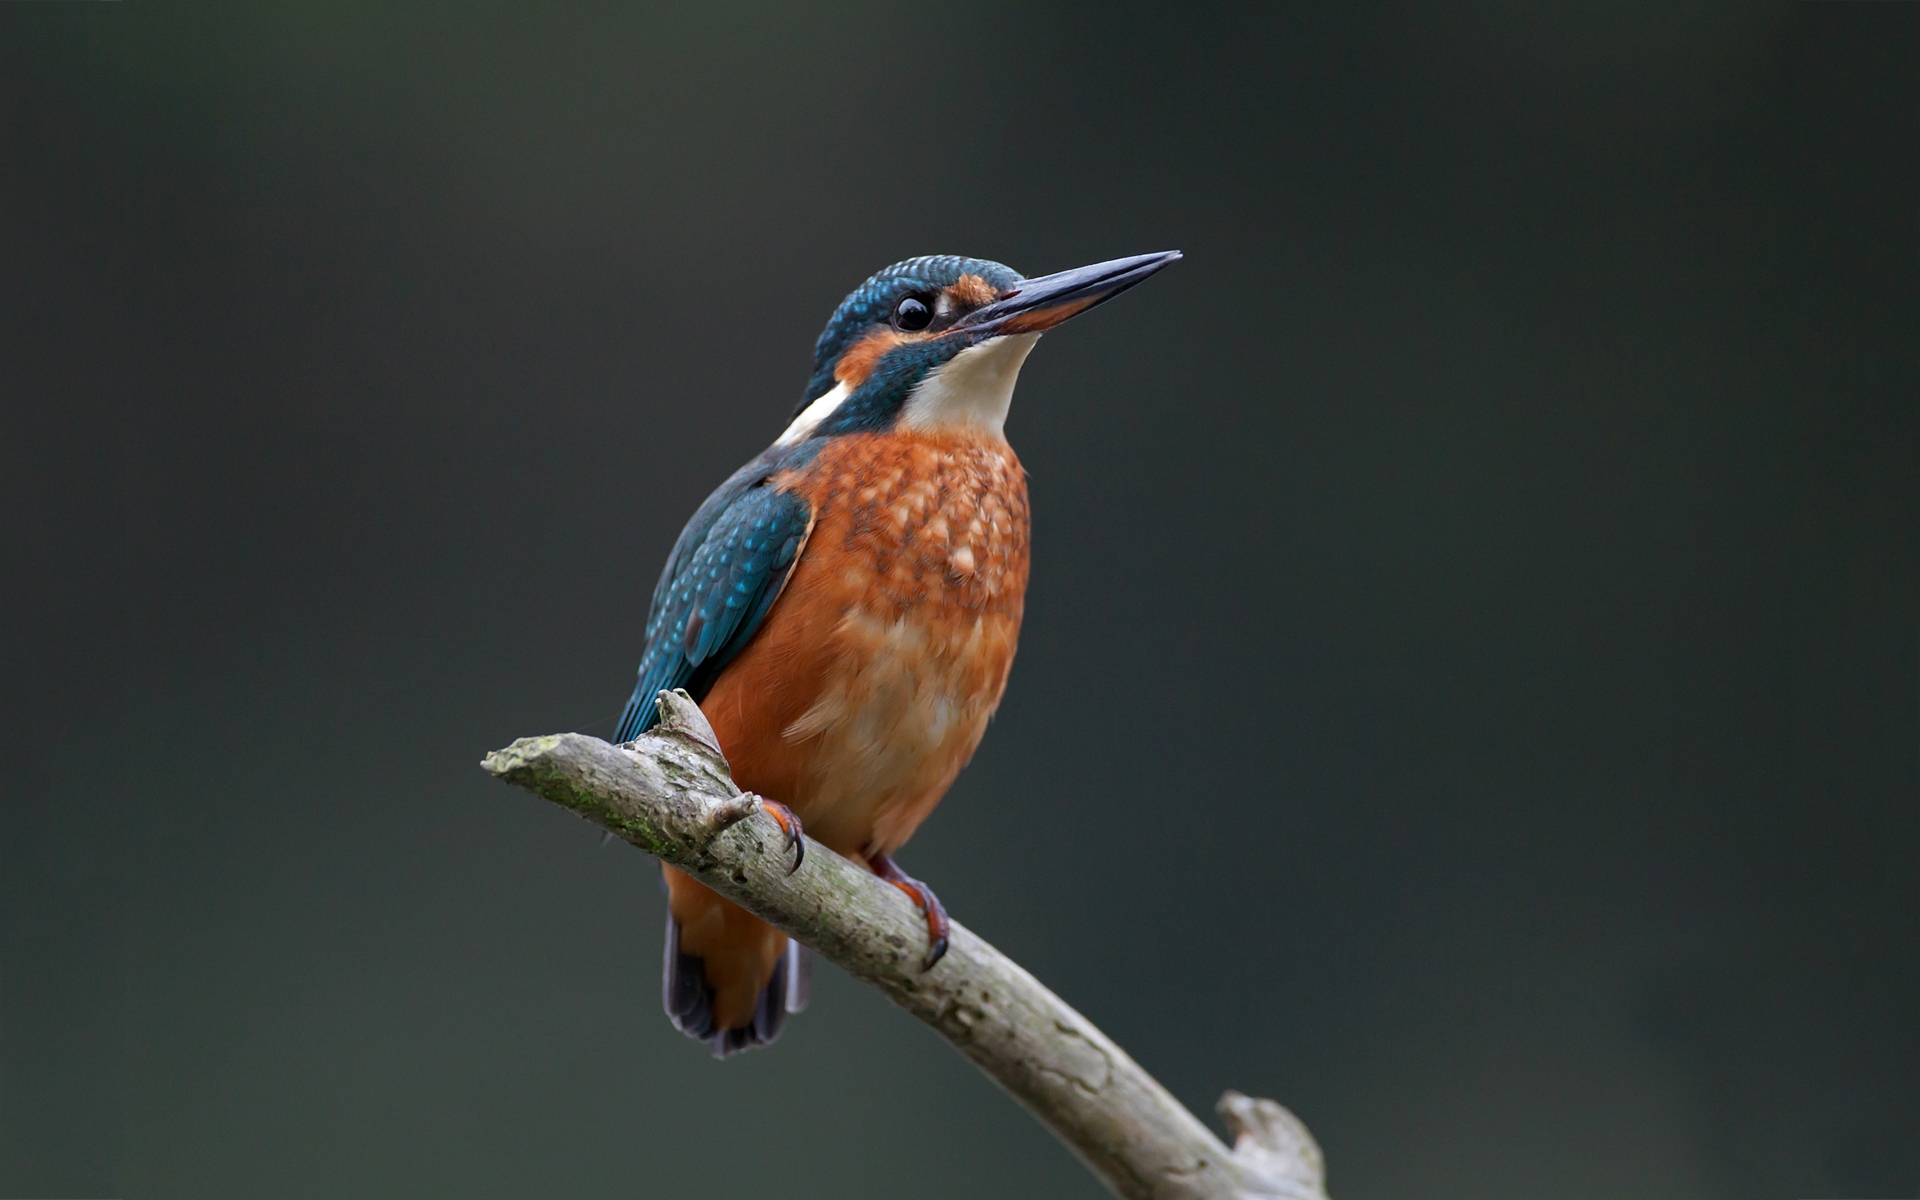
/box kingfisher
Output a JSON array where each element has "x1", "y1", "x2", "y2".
[{"x1": 615, "y1": 250, "x2": 1181, "y2": 1056}]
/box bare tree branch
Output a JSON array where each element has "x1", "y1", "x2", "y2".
[{"x1": 481, "y1": 689, "x2": 1329, "y2": 1200}]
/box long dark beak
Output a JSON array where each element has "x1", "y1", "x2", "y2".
[{"x1": 959, "y1": 250, "x2": 1182, "y2": 335}]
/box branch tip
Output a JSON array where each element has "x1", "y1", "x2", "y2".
[
  {"x1": 705, "y1": 791, "x2": 760, "y2": 834},
  {"x1": 653, "y1": 688, "x2": 726, "y2": 758},
  {"x1": 480, "y1": 733, "x2": 568, "y2": 780},
  {"x1": 1217, "y1": 1091, "x2": 1325, "y2": 1195}
]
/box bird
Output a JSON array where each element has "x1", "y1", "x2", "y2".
[{"x1": 614, "y1": 250, "x2": 1181, "y2": 1056}]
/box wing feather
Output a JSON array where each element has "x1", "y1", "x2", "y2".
[{"x1": 615, "y1": 451, "x2": 816, "y2": 743}]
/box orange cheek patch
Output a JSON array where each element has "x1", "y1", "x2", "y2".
[
  {"x1": 833, "y1": 327, "x2": 909, "y2": 388},
  {"x1": 947, "y1": 273, "x2": 998, "y2": 308}
]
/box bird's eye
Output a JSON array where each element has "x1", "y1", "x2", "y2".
[{"x1": 892, "y1": 295, "x2": 933, "y2": 332}]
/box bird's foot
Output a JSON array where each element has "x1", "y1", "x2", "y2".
[
  {"x1": 759, "y1": 799, "x2": 804, "y2": 874},
  {"x1": 867, "y1": 853, "x2": 949, "y2": 970}
]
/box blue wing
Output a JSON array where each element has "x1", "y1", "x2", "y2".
[{"x1": 615, "y1": 451, "x2": 816, "y2": 742}]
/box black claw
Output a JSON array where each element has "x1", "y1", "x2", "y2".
[
  {"x1": 923, "y1": 936, "x2": 949, "y2": 972},
  {"x1": 761, "y1": 800, "x2": 805, "y2": 875}
]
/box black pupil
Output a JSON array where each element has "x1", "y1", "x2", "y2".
[{"x1": 894, "y1": 296, "x2": 932, "y2": 331}]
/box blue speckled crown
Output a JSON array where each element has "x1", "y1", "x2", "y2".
[{"x1": 800, "y1": 255, "x2": 1024, "y2": 407}]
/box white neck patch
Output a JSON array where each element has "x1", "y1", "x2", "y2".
[
  {"x1": 773, "y1": 381, "x2": 851, "y2": 446},
  {"x1": 898, "y1": 333, "x2": 1040, "y2": 439}
]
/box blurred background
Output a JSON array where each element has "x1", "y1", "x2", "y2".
[{"x1": 2, "y1": 4, "x2": 1914, "y2": 1198}]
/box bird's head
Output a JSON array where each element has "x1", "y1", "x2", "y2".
[{"x1": 777, "y1": 251, "x2": 1181, "y2": 445}]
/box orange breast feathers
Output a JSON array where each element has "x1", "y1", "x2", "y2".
[{"x1": 698, "y1": 429, "x2": 1030, "y2": 860}]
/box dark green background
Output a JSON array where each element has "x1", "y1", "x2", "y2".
[{"x1": 3, "y1": 4, "x2": 1914, "y2": 1198}]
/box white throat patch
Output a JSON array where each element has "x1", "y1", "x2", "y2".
[
  {"x1": 898, "y1": 333, "x2": 1040, "y2": 439},
  {"x1": 774, "y1": 381, "x2": 851, "y2": 447}
]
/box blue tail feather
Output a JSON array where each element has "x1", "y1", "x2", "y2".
[{"x1": 661, "y1": 914, "x2": 810, "y2": 1058}]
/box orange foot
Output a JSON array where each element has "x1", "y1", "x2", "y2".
[{"x1": 868, "y1": 853, "x2": 949, "y2": 970}]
